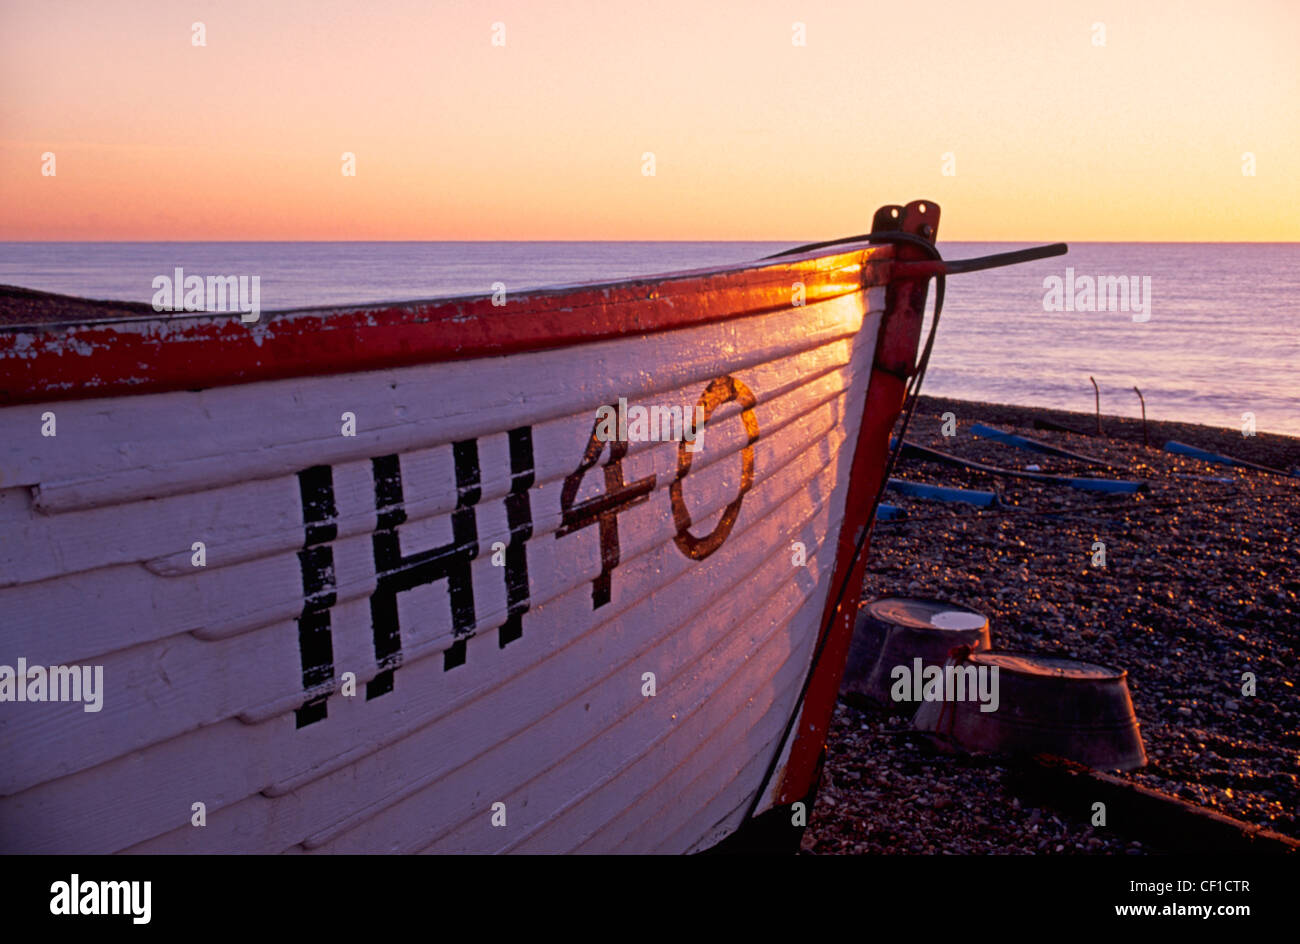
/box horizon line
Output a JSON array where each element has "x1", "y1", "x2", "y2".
[{"x1": 4, "y1": 238, "x2": 1299, "y2": 245}]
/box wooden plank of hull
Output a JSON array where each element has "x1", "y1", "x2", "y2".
[{"x1": 0, "y1": 254, "x2": 901, "y2": 853}]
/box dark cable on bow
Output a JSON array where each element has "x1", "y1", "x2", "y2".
[
  {"x1": 746, "y1": 230, "x2": 1067, "y2": 823},
  {"x1": 744, "y1": 231, "x2": 946, "y2": 821}
]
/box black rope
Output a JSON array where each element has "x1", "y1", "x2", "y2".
[
  {"x1": 875, "y1": 485, "x2": 1253, "y2": 526},
  {"x1": 934, "y1": 243, "x2": 1068, "y2": 274},
  {"x1": 765, "y1": 235, "x2": 1066, "y2": 271},
  {"x1": 745, "y1": 232, "x2": 946, "y2": 817},
  {"x1": 762, "y1": 232, "x2": 881, "y2": 259}
]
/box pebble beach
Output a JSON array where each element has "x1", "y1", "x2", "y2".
[{"x1": 803, "y1": 395, "x2": 1300, "y2": 854}]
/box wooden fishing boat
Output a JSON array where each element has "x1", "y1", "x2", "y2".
[{"x1": 0, "y1": 201, "x2": 1062, "y2": 854}]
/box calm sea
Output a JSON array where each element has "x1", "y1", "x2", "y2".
[{"x1": 1, "y1": 242, "x2": 1296, "y2": 436}]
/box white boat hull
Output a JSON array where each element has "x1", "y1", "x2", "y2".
[{"x1": 0, "y1": 262, "x2": 899, "y2": 853}]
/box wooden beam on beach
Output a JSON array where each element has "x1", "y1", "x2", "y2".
[
  {"x1": 1033, "y1": 417, "x2": 1094, "y2": 437},
  {"x1": 898, "y1": 439, "x2": 1147, "y2": 493},
  {"x1": 1008, "y1": 754, "x2": 1299, "y2": 854},
  {"x1": 969, "y1": 423, "x2": 1112, "y2": 468},
  {"x1": 1164, "y1": 440, "x2": 1298, "y2": 479},
  {"x1": 876, "y1": 503, "x2": 907, "y2": 521},
  {"x1": 886, "y1": 478, "x2": 999, "y2": 507}
]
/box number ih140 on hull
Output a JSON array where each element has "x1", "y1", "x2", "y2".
[{"x1": 0, "y1": 201, "x2": 1064, "y2": 853}]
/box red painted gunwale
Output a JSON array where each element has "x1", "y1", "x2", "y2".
[{"x1": 0, "y1": 246, "x2": 894, "y2": 406}]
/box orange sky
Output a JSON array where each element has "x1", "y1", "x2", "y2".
[{"x1": 2, "y1": 0, "x2": 1296, "y2": 241}]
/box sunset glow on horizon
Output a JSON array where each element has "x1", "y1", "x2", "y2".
[{"x1": 2, "y1": 0, "x2": 1297, "y2": 242}]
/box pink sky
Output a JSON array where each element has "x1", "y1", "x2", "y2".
[{"x1": 1, "y1": 0, "x2": 1296, "y2": 240}]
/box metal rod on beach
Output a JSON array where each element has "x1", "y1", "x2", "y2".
[
  {"x1": 1133, "y1": 385, "x2": 1147, "y2": 446},
  {"x1": 1089, "y1": 376, "x2": 1101, "y2": 435}
]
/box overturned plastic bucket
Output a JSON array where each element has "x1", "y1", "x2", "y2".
[
  {"x1": 913, "y1": 650, "x2": 1147, "y2": 771},
  {"x1": 841, "y1": 597, "x2": 991, "y2": 708}
]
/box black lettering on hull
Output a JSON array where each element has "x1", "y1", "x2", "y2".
[
  {"x1": 292, "y1": 427, "x2": 537, "y2": 727},
  {"x1": 368, "y1": 440, "x2": 480, "y2": 693},
  {"x1": 500, "y1": 426, "x2": 535, "y2": 647},
  {"x1": 294, "y1": 465, "x2": 338, "y2": 728}
]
